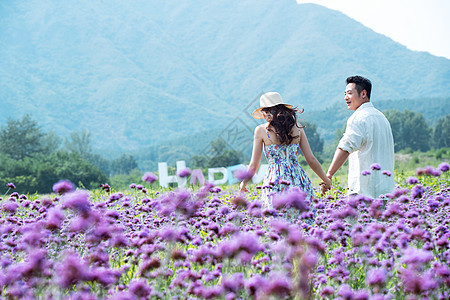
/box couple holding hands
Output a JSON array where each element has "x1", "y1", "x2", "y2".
[{"x1": 240, "y1": 75, "x2": 395, "y2": 209}]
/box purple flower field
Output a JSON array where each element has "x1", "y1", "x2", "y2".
[{"x1": 0, "y1": 164, "x2": 449, "y2": 299}]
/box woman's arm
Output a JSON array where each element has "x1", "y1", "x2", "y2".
[
  {"x1": 298, "y1": 128, "x2": 331, "y2": 189},
  {"x1": 240, "y1": 126, "x2": 264, "y2": 192}
]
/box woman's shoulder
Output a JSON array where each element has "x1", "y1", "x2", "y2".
[{"x1": 255, "y1": 123, "x2": 269, "y2": 132}]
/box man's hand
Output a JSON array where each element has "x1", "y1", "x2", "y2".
[{"x1": 326, "y1": 172, "x2": 333, "y2": 182}]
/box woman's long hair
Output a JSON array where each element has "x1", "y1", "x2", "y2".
[{"x1": 262, "y1": 104, "x2": 303, "y2": 145}]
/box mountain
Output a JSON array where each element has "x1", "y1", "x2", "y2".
[{"x1": 1, "y1": 0, "x2": 449, "y2": 154}]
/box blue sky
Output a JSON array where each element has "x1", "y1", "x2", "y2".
[{"x1": 297, "y1": 0, "x2": 450, "y2": 59}]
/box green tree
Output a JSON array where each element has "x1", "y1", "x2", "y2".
[
  {"x1": 209, "y1": 150, "x2": 242, "y2": 167},
  {"x1": 110, "y1": 154, "x2": 138, "y2": 175},
  {"x1": 86, "y1": 153, "x2": 112, "y2": 177},
  {"x1": 384, "y1": 110, "x2": 432, "y2": 152},
  {"x1": 210, "y1": 138, "x2": 228, "y2": 156},
  {"x1": 301, "y1": 121, "x2": 324, "y2": 154},
  {"x1": 35, "y1": 150, "x2": 108, "y2": 192},
  {"x1": 190, "y1": 155, "x2": 209, "y2": 168},
  {"x1": 433, "y1": 115, "x2": 450, "y2": 149},
  {"x1": 206, "y1": 138, "x2": 242, "y2": 167},
  {"x1": 65, "y1": 129, "x2": 92, "y2": 157},
  {"x1": 0, "y1": 114, "x2": 59, "y2": 160},
  {"x1": 0, "y1": 150, "x2": 108, "y2": 194}
]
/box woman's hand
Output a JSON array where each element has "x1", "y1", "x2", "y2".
[{"x1": 240, "y1": 181, "x2": 249, "y2": 193}]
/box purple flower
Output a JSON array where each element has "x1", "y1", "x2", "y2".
[
  {"x1": 438, "y1": 162, "x2": 449, "y2": 172},
  {"x1": 62, "y1": 190, "x2": 91, "y2": 216},
  {"x1": 6, "y1": 182, "x2": 16, "y2": 189},
  {"x1": 140, "y1": 258, "x2": 161, "y2": 275},
  {"x1": 407, "y1": 177, "x2": 419, "y2": 184},
  {"x1": 106, "y1": 210, "x2": 120, "y2": 219},
  {"x1": 56, "y1": 250, "x2": 91, "y2": 288},
  {"x1": 370, "y1": 163, "x2": 381, "y2": 170},
  {"x1": 332, "y1": 206, "x2": 358, "y2": 219},
  {"x1": 128, "y1": 279, "x2": 152, "y2": 297},
  {"x1": 129, "y1": 183, "x2": 136, "y2": 189},
  {"x1": 272, "y1": 187, "x2": 308, "y2": 211},
  {"x1": 142, "y1": 172, "x2": 158, "y2": 183},
  {"x1": 401, "y1": 247, "x2": 433, "y2": 266},
  {"x1": 361, "y1": 170, "x2": 371, "y2": 176},
  {"x1": 400, "y1": 268, "x2": 437, "y2": 294},
  {"x1": 210, "y1": 186, "x2": 222, "y2": 193},
  {"x1": 353, "y1": 289, "x2": 370, "y2": 300},
  {"x1": 246, "y1": 274, "x2": 267, "y2": 296},
  {"x1": 382, "y1": 170, "x2": 392, "y2": 176},
  {"x1": 320, "y1": 286, "x2": 335, "y2": 297},
  {"x1": 337, "y1": 284, "x2": 354, "y2": 299},
  {"x1": 234, "y1": 168, "x2": 253, "y2": 181},
  {"x1": 217, "y1": 232, "x2": 261, "y2": 260},
  {"x1": 416, "y1": 166, "x2": 441, "y2": 177},
  {"x1": 287, "y1": 227, "x2": 304, "y2": 245},
  {"x1": 366, "y1": 268, "x2": 387, "y2": 287},
  {"x1": 202, "y1": 285, "x2": 224, "y2": 299},
  {"x1": 2, "y1": 201, "x2": 19, "y2": 214},
  {"x1": 411, "y1": 184, "x2": 425, "y2": 199},
  {"x1": 46, "y1": 207, "x2": 65, "y2": 230},
  {"x1": 91, "y1": 267, "x2": 120, "y2": 286},
  {"x1": 219, "y1": 222, "x2": 237, "y2": 237},
  {"x1": 52, "y1": 180, "x2": 75, "y2": 195},
  {"x1": 177, "y1": 168, "x2": 191, "y2": 178},
  {"x1": 222, "y1": 273, "x2": 244, "y2": 293},
  {"x1": 270, "y1": 218, "x2": 291, "y2": 235},
  {"x1": 109, "y1": 193, "x2": 123, "y2": 201},
  {"x1": 383, "y1": 203, "x2": 403, "y2": 218},
  {"x1": 264, "y1": 271, "x2": 292, "y2": 298},
  {"x1": 100, "y1": 183, "x2": 111, "y2": 192}
]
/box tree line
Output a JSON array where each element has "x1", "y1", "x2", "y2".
[
  {"x1": 0, "y1": 111, "x2": 448, "y2": 194},
  {"x1": 383, "y1": 110, "x2": 449, "y2": 151},
  {"x1": 0, "y1": 114, "x2": 138, "y2": 194}
]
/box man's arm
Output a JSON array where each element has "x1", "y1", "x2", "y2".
[{"x1": 327, "y1": 148, "x2": 350, "y2": 179}]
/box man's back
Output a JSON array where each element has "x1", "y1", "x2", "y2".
[{"x1": 342, "y1": 102, "x2": 395, "y2": 198}]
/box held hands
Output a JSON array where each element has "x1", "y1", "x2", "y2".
[{"x1": 320, "y1": 175, "x2": 332, "y2": 195}]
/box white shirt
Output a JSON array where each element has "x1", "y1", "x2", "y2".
[{"x1": 338, "y1": 102, "x2": 395, "y2": 198}]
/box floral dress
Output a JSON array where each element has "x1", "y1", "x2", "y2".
[{"x1": 261, "y1": 129, "x2": 315, "y2": 211}]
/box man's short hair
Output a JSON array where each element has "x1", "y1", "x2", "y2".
[{"x1": 346, "y1": 75, "x2": 372, "y2": 100}]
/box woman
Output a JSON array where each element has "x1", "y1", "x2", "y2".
[{"x1": 240, "y1": 92, "x2": 331, "y2": 209}]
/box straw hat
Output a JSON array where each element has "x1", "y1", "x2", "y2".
[{"x1": 252, "y1": 92, "x2": 293, "y2": 119}]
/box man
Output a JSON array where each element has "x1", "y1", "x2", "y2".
[{"x1": 325, "y1": 75, "x2": 395, "y2": 198}]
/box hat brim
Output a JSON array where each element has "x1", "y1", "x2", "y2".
[{"x1": 252, "y1": 104, "x2": 293, "y2": 119}]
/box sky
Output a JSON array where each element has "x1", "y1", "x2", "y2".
[{"x1": 297, "y1": 0, "x2": 450, "y2": 59}]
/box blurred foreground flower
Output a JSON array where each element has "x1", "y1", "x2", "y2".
[
  {"x1": 177, "y1": 168, "x2": 191, "y2": 178},
  {"x1": 234, "y1": 168, "x2": 253, "y2": 181},
  {"x1": 438, "y1": 162, "x2": 449, "y2": 172},
  {"x1": 52, "y1": 180, "x2": 75, "y2": 195},
  {"x1": 62, "y1": 190, "x2": 91, "y2": 216},
  {"x1": 142, "y1": 172, "x2": 158, "y2": 183},
  {"x1": 272, "y1": 187, "x2": 309, "y2": 211}
]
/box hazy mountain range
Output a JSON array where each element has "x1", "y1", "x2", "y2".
[{"x1": 1, "y1": 0, "x2": 449, "y2": 155}]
